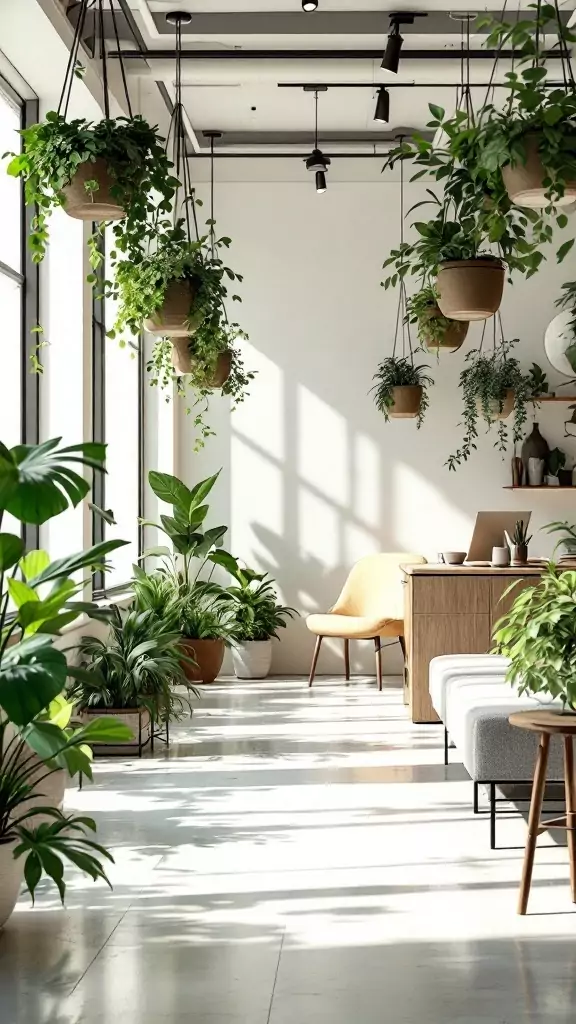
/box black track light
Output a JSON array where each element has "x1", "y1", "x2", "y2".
[
  {"x1": 302, "y1": 0, "x2": 318, "y2": 10},
  {"x1": 381, "y1": 18, "x2": 403, "y2": 74},
  {"x1": 315, "y1": 170, "x2": 327, "y2": 193},
  {"x1": 374, "y1": 87, "x2": 390, "y2": 123}
]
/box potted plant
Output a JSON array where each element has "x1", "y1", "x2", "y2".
[
  {"x1": 226, "y1": 566, "x2": 297, "y2": 679},
  {"x1": 505, "y1": 519, "x2": 532, "y2": 565},
  {"x1": 71, "y1": 606, "x2": 198, "y2": 748},
  {"x1": 6, "y1": 113, "x2": 178, "y2": 266},
  {"x1": 447, "y1": 340, "x2": 534, "y2": 469},
  {"x1": 0, "y1": 435, "x2": 135, "y2": 926},
  {"x1": 493, "y1": 560, "x2": 576, "y2": 710},
  {"x1": 178, "y1": 582, "x2": 239, "y2": 684},
  {"x1": 405, "y1": 285, "x2": 469, "y2": 353},
  {"x1": 371, "y1": 356, "x2": 433, "y2": 427}
]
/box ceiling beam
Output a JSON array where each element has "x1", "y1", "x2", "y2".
[{"x1": 111, "y1": 48, "x2": 568, "y2": 61}]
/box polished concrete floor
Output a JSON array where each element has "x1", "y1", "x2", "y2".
[{"x1": 2, "y1": 677, "x2": 576, "y2": 1024}]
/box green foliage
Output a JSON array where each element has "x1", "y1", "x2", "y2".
[
  {"x1": 404, "y1": 285, "x2": 459, "y2": 351},
  {"x1": 179, "y1": 581, "x2": 239, "y2": 643},
  {"x1": 493, "y1": 562, "x2": 576, "y2": 710},
  {"x1": 548, "y1": 447, "x2": 566, "y2": 477},
  {"x1": 0, "y1": 437, "x2": 106, "y2": 525},
  {"x1": 6, "y1": 112, "x2": 177, "y2": 266},
  {"x1": 370, "y1": 356, "x2": 433, "y2": 428},
  {"x1": 511, "y1": 518, "x2": 532, "y2": 546},
  {"x1": 526, "y1": 361, "x2": 549, "y2": 397},
  {"x1": 226, "y1": 565, "x2": 297, "y2": 642},
  {"x1": 447, "y1": 340, "x2": 535, "y2": 470},
  {"x1": 71, "y1": 606, "x2": 198, "y2": 722},
  {"x1": 544, "y1": 520, "x2": 576, "y2": 555}
]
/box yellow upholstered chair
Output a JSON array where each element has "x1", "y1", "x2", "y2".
[{"x1": 306, "y1": 552, "x2": 426, "y2": 689}]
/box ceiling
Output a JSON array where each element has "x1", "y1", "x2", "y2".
[{"x1": 69, "y1": 1, "x2": 576, "y2": 154}]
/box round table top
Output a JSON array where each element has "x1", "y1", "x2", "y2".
[{"x1": 509, "y1": 709, "x2": 576, "y2": 735}]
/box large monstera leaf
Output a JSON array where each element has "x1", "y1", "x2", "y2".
[
  {"x1": 0, "y1": 635, "x2": 68, "y2": 726},
  {"x1": 0, "y1": 438, "x2": 106, "y2": 525}
]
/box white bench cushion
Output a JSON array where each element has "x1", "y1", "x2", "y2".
[{"x1": 429, "y1": 654, "x2": 510, "y2": 724}]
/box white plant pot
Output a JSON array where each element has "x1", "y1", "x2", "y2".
[
  {"x1": 232, "y1": 641, "x2": 273, "y2": 680},
  {"x1": 0, "y1": 841, "x2": 23, "y2": 929}
]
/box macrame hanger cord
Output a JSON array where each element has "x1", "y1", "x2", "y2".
[
  {"x1": 108, "y1": 0, "x2": 132, "y2": 116},
  {"x1": 58, "y1": 0, "x2": 90, "y2": 118}
]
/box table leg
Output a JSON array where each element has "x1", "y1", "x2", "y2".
[
  {"x1": 563, "y1": 735, "x2": 576, "y2": 903},
  {"x1": 518, "y1": 732, "x2": 550, "y2": 916}
]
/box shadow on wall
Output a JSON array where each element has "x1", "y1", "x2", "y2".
[{"x1": 181, "y1": 180, "x2": 576, "y2": 675}]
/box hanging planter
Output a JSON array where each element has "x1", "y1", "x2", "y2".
[
  {"x1": 371, "y1": 357, "x2": 433, "y2": 428},
  {"x1": 501, "y1": 134, "x2": 576, "y2": 209},
  {"x1": 436, "y1": 258, "x2": 505, "y2": 321},
  {"x1": 388, "y1": 385, "x2": 424, "y2": 418},
  {"x1": 447, "y1": 333, "x2": 539, "y2": 470},
  {"x1": 6, "y1": 1, "x2": 178, "y2": 267},
  {"x1": 405, "y1": 286, "x2": 469, "y2": 352},
  {"x1": 144, "y1": 279, "x2": 204, "y2": 337},
  {"x1": 171, "y1": 339, "x2": 233, "y2": 388}
]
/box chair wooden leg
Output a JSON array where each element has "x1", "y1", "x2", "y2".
[
  {"x1": 518, "y1": 732, "x2": 550, "y2": 915},
  {"x1": 564, "y1": 736, "x2": 576, "y2": 903},
  {"x1": 308, "y1": 636, "x2": 323, "y2": 687},
  {"x1": 344, "y1": 639, "x2": 350, "y2": 680},
  {"x1": 398, "y1": 634, "x2": 408, "y2": 704},
  {"x1": 374, "y1": 637, "x2": 382, "y2": 692}
]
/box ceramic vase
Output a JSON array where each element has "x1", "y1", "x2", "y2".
[
  {"x1": 528, "y1": 458, "x2": 545, "y2": 486},
  {"x1": 521, "y1": 424, "x2": 549, "y2": 477}
]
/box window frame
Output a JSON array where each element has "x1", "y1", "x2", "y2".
[{"x1": 92, "y1": 226, "x2": 145, "y2": 597}]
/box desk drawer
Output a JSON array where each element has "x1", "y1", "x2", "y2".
[
  {"x1": 491, "y1": 575, "x2": 539, "y2": 620},
  {"x1": 412, "y1": 576, "x2": 491, "y2": 615}
]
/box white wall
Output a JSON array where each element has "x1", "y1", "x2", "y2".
[{"x1": 177, "y1": 156, "x2": 576, "y2": 676}]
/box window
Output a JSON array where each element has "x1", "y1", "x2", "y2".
[
  {"x1": 93, "y1": 227, "x2": 143, "y2": 592},
  {"x1": 0, "y1": 81, "x2": 23, "y2": 451}
]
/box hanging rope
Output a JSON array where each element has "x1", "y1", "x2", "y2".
[
  {"x1": 392, "y1": 141, "x2": 413, "y2": 364},
  {"x1": 58, "y1": 0, "x2": 133, "y2": 120},
  {"x1": 164, "y1": 13, "x2": 197, "y2": 243},
  {"x1": 210, "y1": 133, "x2": 215, "y2": 259}
]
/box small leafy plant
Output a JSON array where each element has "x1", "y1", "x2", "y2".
[
  {"x1": 6, "y1": 112, "x2": 177, "y2": 266},
  {"x1": 179, "y1": 581, "x2": 239, "y2": 643},
  {"x1": 447, "y1": 340, "x2": 534, "y2": 469},
  {"x1": 493, "y1": 561, "x2": 576, "y2": 710},
  {"x1": 404, "y1": 285, "x2": 463, "y2": 351},
  {"x1": 226, "y1": 565, "x2": 297, "y2": 642},
  {"x1": 371, "y1": 356, "x2": 433, "y2": 428},
  {"x1": 510, "y1": 519, "x2": 532, "y2": 547}
]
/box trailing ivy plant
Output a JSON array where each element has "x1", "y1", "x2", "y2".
[
  {"x1": 6, "y1": 112, "x2": 178, "y2": 267},
  {"x1": 405, "y1": 284, "x2": 460, "y2": 350},
  {"x1": 447, "y1": 339, "x2": 535, "y2": 470},
  {"x1": 371, "y1": 355, "x2": 433, "y2": 429}
]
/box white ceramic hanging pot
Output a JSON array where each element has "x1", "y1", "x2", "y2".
[
  {"x1": 544, "y1": 310, "x2": 576, "y2": 378},
  {"x1": 0, "y1": 841, "x2": 23, "y2": 929},
  {"x1": 232, "y1": 641, "x2": 273, "y2": 680}
]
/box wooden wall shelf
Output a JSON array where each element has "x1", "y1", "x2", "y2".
[
  {"x1": 537, "y1": 395, "x2": 576, "y2": 402},
  {"x1": 503, "y1": 486, "x2": 575, "y2": 491}
]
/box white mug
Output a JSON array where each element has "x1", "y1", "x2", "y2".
[{"x1": 492, "y1": 546, "x2": 510, "y2": 567}]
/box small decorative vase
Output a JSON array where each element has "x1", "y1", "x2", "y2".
[
  {"x1": 492, "y1": 546, "x2": 511, "y2": 567},
  {"x1": 528, "y1": 457, "x2": 545, "y2": 486},
  {"x1": 511, "y1": 543, "x2": 528, "y2": 566},
  {"x1": 521, "y1": 423, "x2": 549, "y2": 477},
  {"x1": 511, "y1": 456, "x2": 523, "y2": 487}
]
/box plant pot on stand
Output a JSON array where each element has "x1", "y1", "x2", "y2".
[
  {"x1": 437, "y1": 259, "x2": 505, "y2": 321},
  {"x1": 232, "y1": 640, "x2": 273, "y2": 680},
  {"x1": 502, "y1": 134, "x2": 576, "y2": 209},
  {"x1": 61, "y1": 158, "x2": 127, "y2": 221},
  {"x1": 180, "y1": 638, "x2": 225, "y2": 684}
]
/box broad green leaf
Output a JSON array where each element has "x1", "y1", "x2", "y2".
[
  {"x1": 28, "y1": 539, "x2": 129, "y2": 586},
  {"x1": 0, "y1": 449, "x2": 18, "y2": 510},
  {"x1": 0, "y1": 532, "x2": 23, "y2": 572},
  {"x1": 148, "y1": 471, "x2": 192, "y2": 513},
  {"x1": 8, "y1": 578, "x2": 38, "y2": 609},
  {"x1": 557, "y1": 239, "x2": 575, "y2": 264},
  {"x1": 3, "y1": 438, "x2": 106, "y2": 525},
  {"x1": 0, "y1": 637, "x2": 67, "y2": 725},
  {"x1": 189, "y1": 471, "x2": 220, "y2": 513},
  {"x1": 20, "y1": 549, "x2": 50, "y2": 581},
  {"x1": 208, "y1": 549, "x2": 240, "y2": 575}
]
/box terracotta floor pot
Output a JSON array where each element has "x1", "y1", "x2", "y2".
[
  {"x1": 0, "y1": 841, "x2": 22, "y2": 929},
  {"x1": 180, "y1": 638, "x2": 225, "y2": 684},
  {"x1": 144, "y1": 280, "x2": 203, "y2": 337},
  {"x1": 389, "y1": 385, "x2": 423, "y2": 419},
  {"x1": 61, "y1": 158, "x2": 126, "y2": 221},
  {"x1": 437, "y1": 259, "x2": 505, "y2": 321},
  {"x1": 476, "y1": 388, "x2": 515, "y2": 421},
  {"x1": 171, "y1": 344, "x2": 232, "y2": 388},
  {"x1": 422, "y1": 308, "x2": 469, "y2": 352},
  {"x1": 502, "y1": 134, "x2": 576, "y2": 209}
]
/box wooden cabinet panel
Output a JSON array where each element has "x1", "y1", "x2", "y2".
[
  {"x1": 410, "y1": 613, "x2": 492, "y2": 723},
  {"x1": 412, "y1": 576, "x2": 491, "y2": 615},
  {"x1": 490, "y1": 575, "x2": 539, "y2": 622}
]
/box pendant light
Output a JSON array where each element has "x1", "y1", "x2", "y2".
[
  {"x1": 304, "y1": 88, "x2": 330, "y2": 193},
  {"x1": 381, "y1": 13, "x2": 423, "y2": 74},
  {"x1": 374, "y1": 87, "x2": 390, "y2": 123},
  {"x1": 302, "y1": 0, "x2": 318, "y2": 10}
]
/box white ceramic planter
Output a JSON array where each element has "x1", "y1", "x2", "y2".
[
  {"x1": 0, "y1": 841, "x2": 23, "y2": 929},
  {"x1": 232, "y1": 641, "x2": 273, "y2": 680}
]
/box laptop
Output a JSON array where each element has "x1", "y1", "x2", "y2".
[{"x1": 466, "y1": 511, "x2": 532, "y2": 564}]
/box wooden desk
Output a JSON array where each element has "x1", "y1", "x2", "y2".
[{"x1": 401, "y1": 564, "x2": 545, "y2": 724}]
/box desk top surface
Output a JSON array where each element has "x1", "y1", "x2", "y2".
[{"x1": 401, "y1": 562, "x2": 547, "y2": 576}]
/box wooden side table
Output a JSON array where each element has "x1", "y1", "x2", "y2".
[{"x1": 509, "y1": 709, "x2": 576, "y2": 915}]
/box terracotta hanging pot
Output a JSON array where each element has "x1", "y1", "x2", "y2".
[
  {"x1": 61, "y1": 157, "x2": 126, "y2": 221},
  {"x1": 421, "y1": 306, "x2": 469, "y2": 352},
  {"x1": 171, "y1": 341, "x2": 232, "y2": 388},
  {"x1": 502, "y1": 134, "x2": 576, "y2": 209},
  {"x1": 476, "y1": 388, "x2": 515, "y2": 421},
  {"x1": 389, "y1": 385, "x2": 423, "y2": 419},
  {"x1": 144, "y1": 280, "x2": 204, "y2": 337},
  {"x1": 436, "y1": 259, "x2": 505, "y2": 321},
  {"x1": 179, "y1": 638, "x2": 225, "y2": 684}
]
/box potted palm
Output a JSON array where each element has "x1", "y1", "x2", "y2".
[
  {"x1": 371, "y1": 355, "x2": 433, "y2": 426},
  {"x1": 178, "y1": 582, "x2": 239, "y2": 684},
  {"x1": 405, "y1": 285, "x2": 469, "y2": 352},
  {"x1": 446, "y1": 340, "x2": 534, "y2": 470},
  {"x1": 227, "y1": 567, "x2": 297, "y2": 679},
  {"x1": 71, "y1": 606, "x2": 198, "y2": 748},
  {"x1": 6, "y1": 113, "x2": 177, "y2": 266}
]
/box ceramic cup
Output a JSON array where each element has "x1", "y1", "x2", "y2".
[
  {"x1": 528, "y1": 457, "x2": 545, "y2": 487},
  {"x1": 491, "y1": 546, "x2": 511, "y2": 567},
  {"x1": 441, "y1": 551, "x2": 467, "y2": 565}
]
